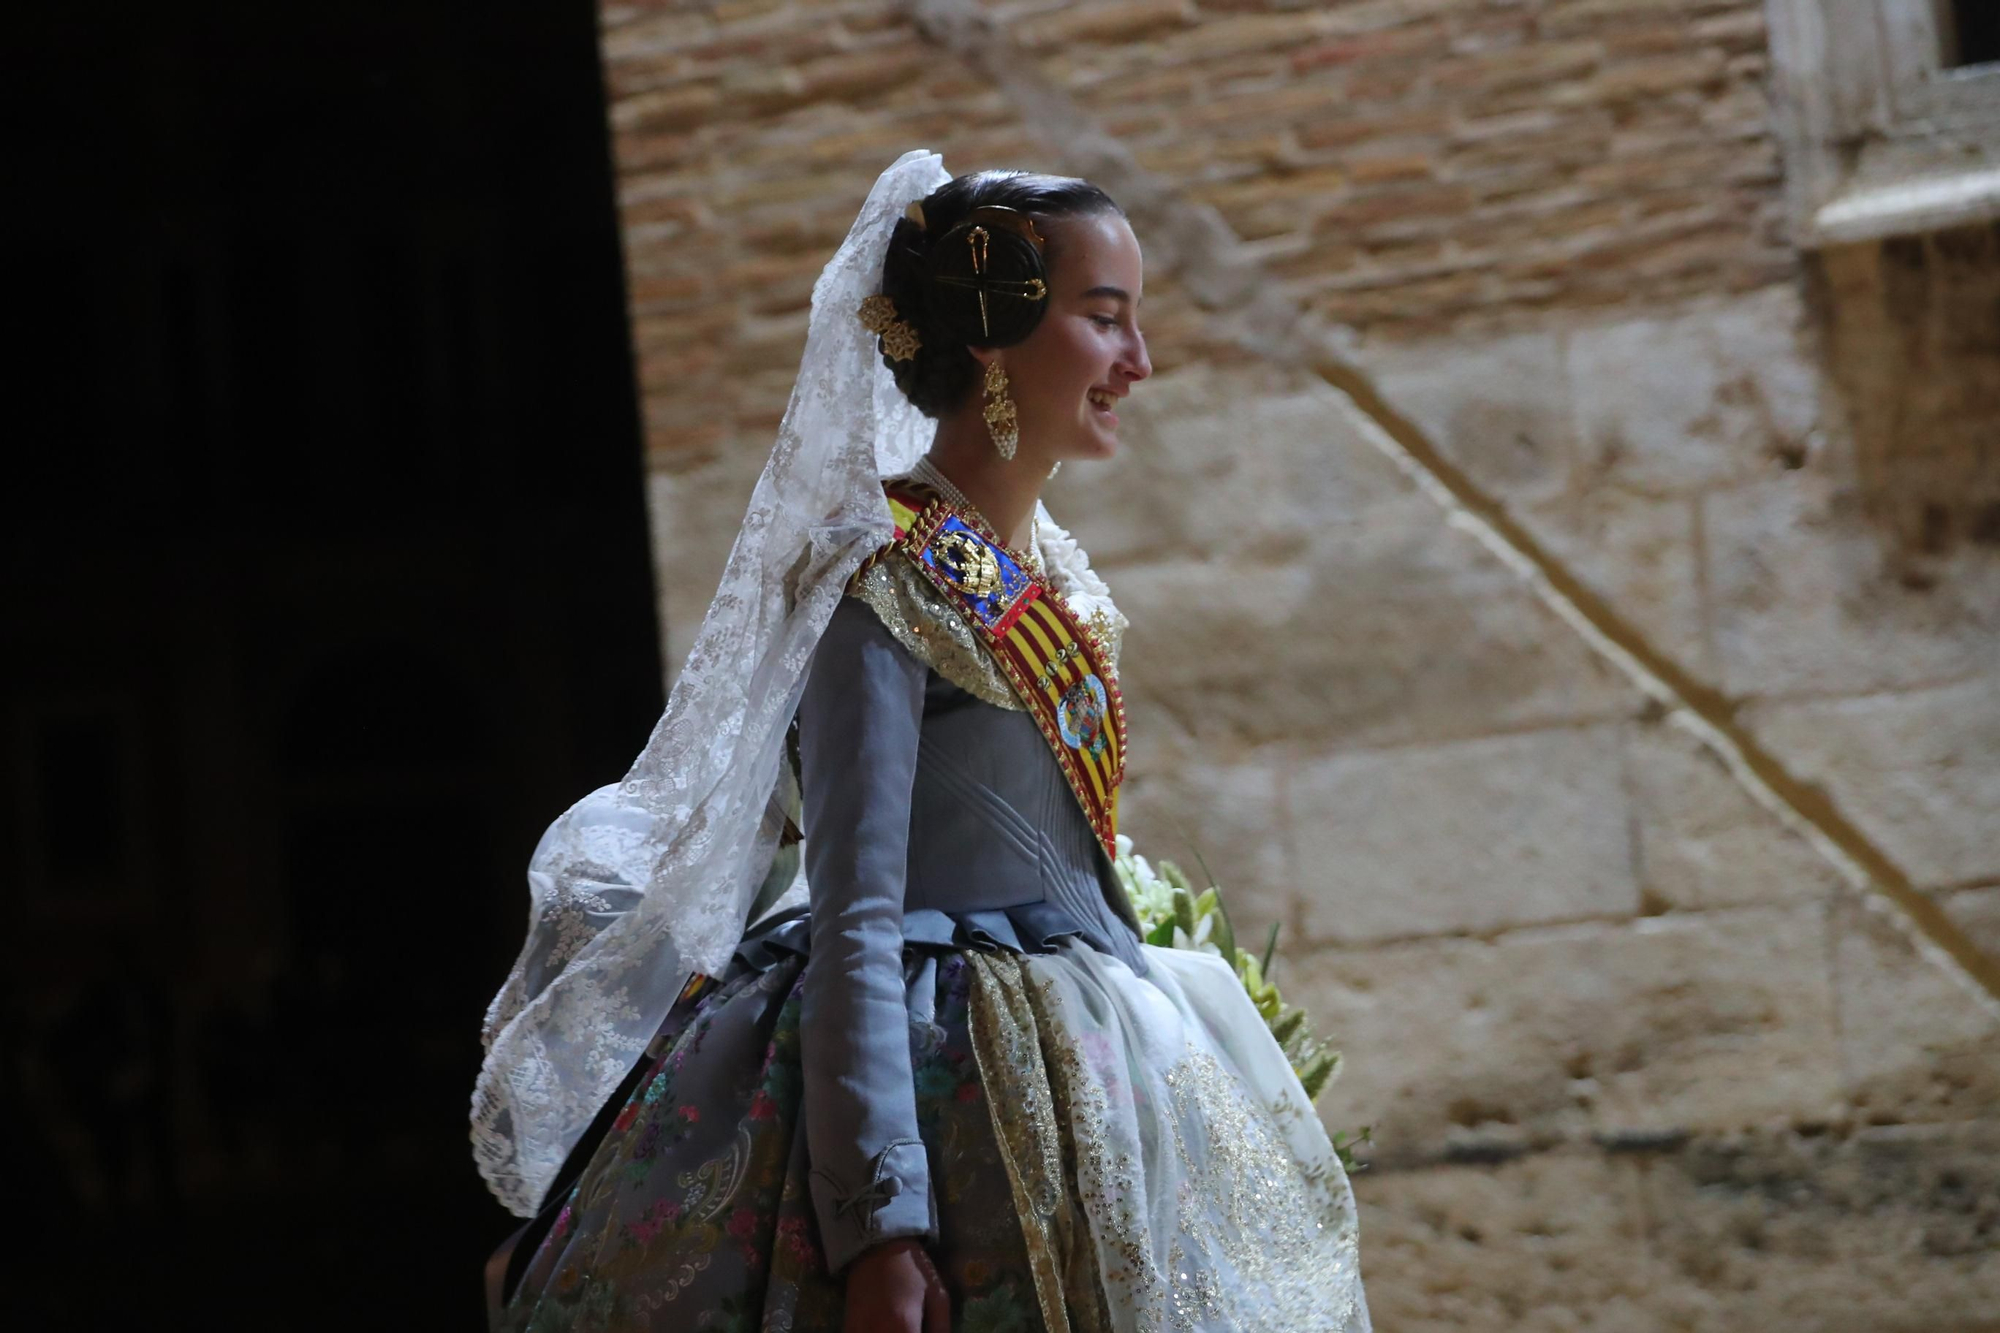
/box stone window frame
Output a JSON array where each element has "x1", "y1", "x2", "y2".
[{"x1": 1765, "y1": 0, "x2": 2000, "y2": 245}]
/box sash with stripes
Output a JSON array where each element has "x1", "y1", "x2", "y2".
[{"x1": 856, "y1": 483, "x2": 1127, "y2": 859}]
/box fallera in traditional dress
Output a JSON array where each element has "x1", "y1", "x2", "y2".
[{"x1": 493, "y1": 479, "x2": 1370, "y2": 1332}]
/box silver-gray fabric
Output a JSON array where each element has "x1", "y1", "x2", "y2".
[{"x1": 790, "y1": 594, "x2": 1145, "y2": 1274}]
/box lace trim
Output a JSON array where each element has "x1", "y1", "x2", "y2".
[
  {"x1": 966, "y1": 947, "x2": 1365, "y2": 1332},
  {"x1": 848, "y1": 558, "x2": 1024, "y2": 710},
  {"x1": 472, "y1": 150, "x2": 953, "y2": 1219},
  {"x1": 1035, "y1": 504, "x2": 1126, "y2": 670}
]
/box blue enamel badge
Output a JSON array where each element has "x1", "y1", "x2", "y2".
[{"x1": 919, "y1": 514, "x2": 1034, "y2": 632}]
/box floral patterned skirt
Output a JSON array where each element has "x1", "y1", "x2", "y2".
[{"x1": 497, "y1": 938, "x2": 1368, "y2": 1333}]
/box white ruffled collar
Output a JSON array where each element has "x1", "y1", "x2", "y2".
[{"x1": 1034, "y1": 500, "x2": 1127, "y2": 668}]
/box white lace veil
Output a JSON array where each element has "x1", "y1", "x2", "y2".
[{"x1": 471, "y1": 149, "x2": 952, "y2": 1218}]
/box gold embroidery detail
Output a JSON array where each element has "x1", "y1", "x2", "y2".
[
  {"x1": 981, "y1": 956, "x2": 1362, "y2": 1332},
  {"x1": 966, "y1": 951, "x2": 1365, "y2": 1331},
  {"x1": 848, "y1": 559, "x2": 1023, "y2": 711},
  {"x1": 933, "y1": 528, "x2": 1003, "y2": 596},
  {"x1": 1158, "y1": 1050, "x2": 1363, "y2": 1330},
  {"x1": 1024, "y1": 971, "x2": 1162, "y2": 1328},
  {"x1": 1083, "y1": 608, "x2": 1121, "y2": 670},
  {"x1": 967, "y1": 954, "x2": 1092, "y2": 1333}
]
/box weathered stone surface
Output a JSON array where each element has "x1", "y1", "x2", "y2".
[
  {"x1": 1361, "y1": 328, "x2": 1576, "y2": 505},
  {"x1": 1622, "y1": 719, "x2": 1844, "y2": 911},
  {"x1": 1362, "y1": 324, "x2": 1715, "y2": 680},
  {"x1": 1354, "y1": 1150, "x2": 1673, "y2": 1333},
  {"x1": 1706, "y1": 474, "x2": 2000, "y2": 700},
  {"x1": 1051, "y1": 363, "x2": 1438, "y2": 569},
  {"x1": 1642, "y1": 1122, "x2": 2000, "y2": 1332},
  {"x1": 1832, "y1": 889, "x2": 2000, "y2": 1126},
  {"x1": 1815, "y1": 225, "x2": 2000, "y2": 565},
  {"x1": 1288, "y1": 724, "x2": 1639, "y2": 943},
  {"x1": 1359, "y1": 1125, "x2": 2000, "y2": 1332},
  {"x1": 1065, "y1": 366, "x2": 1640, "y2": 752},
  {"x1": 1523, "y1": 486, "x2": 1714, "y2": 683},
  {"x1": 1117, "y1": 742, "x2": 1296, "y2": 946},
  {"x1": 1293, "y1": 908, "x2": 1844, "y2": 1160},
  {"x1": 1111, "y1": 549, "x2": 1638, "y2": 752},
  {"x1": 1566, "y1": 287, "x2": 1820, "y2": 499},
  {"x1": 599, "y1": 8, "x2": 2000, "y2": 1329},
  {"x1": 1744, "y1": 677, "x2": 2000, "y2": 890},
  {"x1": 647, "y1": 454, "x2": 761, "y2": 681}
]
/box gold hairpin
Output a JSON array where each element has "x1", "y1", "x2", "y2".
[{"x1": 930, "y1": 207, "x2": 1049, "y2": 338}]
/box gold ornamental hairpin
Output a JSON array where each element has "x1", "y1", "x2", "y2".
[
  {"x1": 857, "y1": 293, "x2": 922, "y2": 362},
  {"x1": 931, "y1": 207, "x2": 1049, "y2": 339}
]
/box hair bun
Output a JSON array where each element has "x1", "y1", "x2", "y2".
[
  {"x1": 873, "y1": 170, "x2": 1122, "y2": 420},
  {"x1": 925, "y1": 206, "x2": 1050, "y2": 350}
]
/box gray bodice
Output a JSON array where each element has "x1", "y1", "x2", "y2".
[
  {"x1": 757, "y1": 592, "x2": 1144, "y2": 1274},
  {"x1": 741, "y1": 606, "x2": 1144, "y2": 970}
]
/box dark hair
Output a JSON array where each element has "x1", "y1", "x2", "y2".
[{"x1": 877, "y1": 170, "x2": 1123, "y2": 418}]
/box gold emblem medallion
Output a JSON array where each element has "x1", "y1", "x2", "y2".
[{"x1": 934, "y1": 529, "x2": 1002, "y2": 596}]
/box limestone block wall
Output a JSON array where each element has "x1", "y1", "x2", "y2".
[{"x1": 595, "y1": 1, "x2": 2000, "y2": 1327}]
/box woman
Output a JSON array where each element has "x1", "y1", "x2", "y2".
[{"x1": 476, "y1": 151, "x2": 1369, "y2": 1332}]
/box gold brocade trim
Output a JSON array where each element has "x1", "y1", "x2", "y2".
[
  {"x1": 966, "y1": 954, "x2": 1077, "y2": 1333},
  {"x1": 848, "y1": 559, "x2": 1024, "y2": 711},
  {"x1": 1019, "y1": 976, "x2": 1159, "y2": 1328},
  {"x1": 967, "y1": 955, "x2": 1129, "y2": 1333}
]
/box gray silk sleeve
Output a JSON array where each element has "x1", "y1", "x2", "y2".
[{"x1": 796, "y1": 595, "x2": 938, "y2": 1274}]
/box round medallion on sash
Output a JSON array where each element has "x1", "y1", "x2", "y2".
[{"x1": 1057, "y1": 673, "x2": 1110, "y2": 757}]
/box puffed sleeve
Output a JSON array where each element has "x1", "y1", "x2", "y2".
[{"x1": 796, "y1": 594, "x2": 937, "y2": 1275}]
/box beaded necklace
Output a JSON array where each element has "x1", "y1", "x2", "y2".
[{"x1": 910, "y1": 456, "x2": 1043, "y2": 576}]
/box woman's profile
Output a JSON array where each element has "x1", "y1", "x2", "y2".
[{"x1": 476, "y1": 150, "x2": 1370, "y2": 1332}]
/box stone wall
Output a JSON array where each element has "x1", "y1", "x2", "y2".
[{"x1": 596, "y1": 1, "x2": 2000, "y2": 1326}]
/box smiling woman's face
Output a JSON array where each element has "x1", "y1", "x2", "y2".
[{"x1": 976, "y1": 211, "x2": 1152, "y2": 468}]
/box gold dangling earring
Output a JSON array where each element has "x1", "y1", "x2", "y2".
[
  {"x1": 1047, "y1": 461, "x2": 1061, "y2": 479},
  {"x1": 983, "y1": 361, "x2": 1019, "y2": 462}
]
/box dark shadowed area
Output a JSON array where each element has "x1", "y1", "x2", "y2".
[{"x1": 5, "y1": 3, "x2": 662, "y2": 1324}]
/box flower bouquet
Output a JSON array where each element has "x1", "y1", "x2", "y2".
[{"x1": 1112, "y1": 834, "x2": 1370, "y2": 1171}]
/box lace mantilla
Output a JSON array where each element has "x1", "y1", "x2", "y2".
[
  {"x1": 473, "y1": 151, "x2": 952, "y2": 1219},
  {"x1": 966, "y1": 944, "x2": 1368, "y2": 1332}
]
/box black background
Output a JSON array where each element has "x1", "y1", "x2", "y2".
[
  {"x1": 5, "y1": 3, "x2": 663, "y2": 1324},
  {"x1": 1948, "y1": 0, "x2": 2000, "y2": 68}
]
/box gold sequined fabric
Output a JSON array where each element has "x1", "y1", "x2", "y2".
[
  {"x1": 967, "y1": 953, "x2": 1105, "y2": 1333},
  {"x1": 848, "y1": 558, "x2": 1024, "y2": 711},
  {"x1": 967, "y1": 944, "x2": 1370, "y2": 1333}
]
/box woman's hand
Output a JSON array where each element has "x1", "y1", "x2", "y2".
[{"x1": 844, "y1": 1236, "x2": 950, "y2": 1332}]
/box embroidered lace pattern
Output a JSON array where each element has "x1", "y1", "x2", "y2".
[
  {"x1": 966, "y1": 952, "x2": 1103, "y2": 1333},
  {"x1": 472, "y1": 151, "x2": 954, "y2": 1218},
  {"x1": 966, "y1": 941, "x2": 1368, "y2": 1332},
  {"x1": 849, "y1": 558, "x2": 1023, "y2": 710},
  {"x1": 1159, "y1": 1050, "x2": 1363, "y2": 1331}
]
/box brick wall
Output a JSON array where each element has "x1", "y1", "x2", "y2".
[{"x1": 597, "y1": 2, "x2": 2000, "y2": 1327}]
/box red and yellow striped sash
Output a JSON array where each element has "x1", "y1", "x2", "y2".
[{"x1": 860, "y1": 484, "x2": 1126, "y2": 859}]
